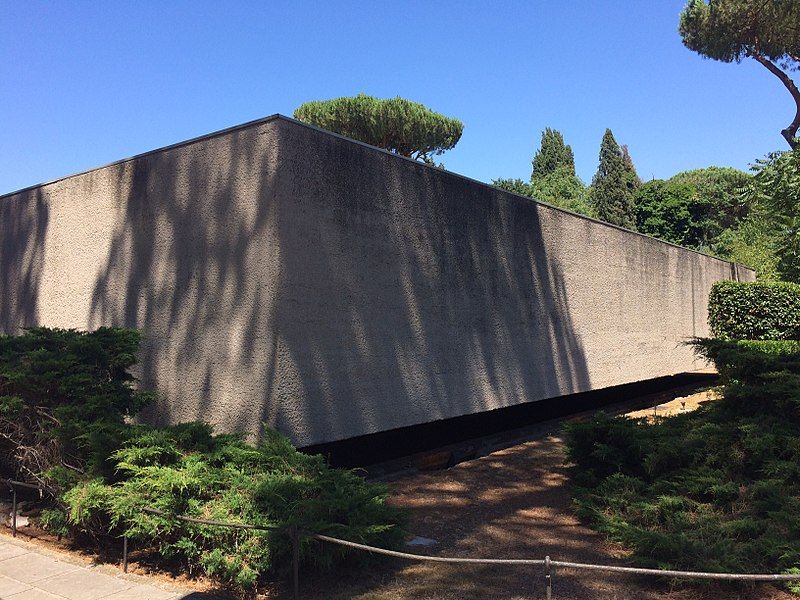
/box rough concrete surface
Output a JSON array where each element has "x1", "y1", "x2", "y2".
[{"x1": 0, "y1": 115, "x2": 754, "y2": 447}]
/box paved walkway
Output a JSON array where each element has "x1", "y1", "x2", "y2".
[{"x1": 0, "y1": 535, "x2": 196, "y2": 599}]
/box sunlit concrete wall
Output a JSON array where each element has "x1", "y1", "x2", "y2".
[{"x1": 0, "y1": 116, "x2": 754, "y2": 447}]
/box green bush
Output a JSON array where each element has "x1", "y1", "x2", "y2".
[
  {"x1": 694, "y1": 338, "x2": 800, "y2": 375},
  {"x1": 65, "y1": 424, "x2": 404, "y2": 590},
  {"x1": 0, "y1": 327, "x2": 153, "y2": 488},
  {"x1": 708, "y1": 280, "x2": 800, "y2": 340},
  {"x1": 734, "y1": 339, "x2": 800, "y2": 355},
  {"x1": 565, "y1": 338, "x2": 800, "y2": 574},
  {"x1": 0, "y1": 327, "x2": 404, "y2": 593}
]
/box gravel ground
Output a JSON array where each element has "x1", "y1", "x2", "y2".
[{"x1": 303, "y1": 391, "x2": 794, "y2": 599}]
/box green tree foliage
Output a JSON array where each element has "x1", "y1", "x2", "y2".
[
  {"x1": 621, "y1": 145, "x2": 641, "y2": 193},
  {"x1": 635, "y1": 180, "x2": 697, "y2": 246},
  {"x1": 634, "y1": 166, "x2": 750, "y2": 250},
  {"x1": 0, "y1": 327, "x2": 152, "y2": 488},
  {"x1": 530, "y1": 170, "x2": 593, "y2": 216},
  {"x1": 493, "y1": 175, "x2": 593, "y2": 217},
  {"x1": 531, "y1": 128, "x2": 576, "y2": 180},
  {"x1": 742, "y1": 149, "x2": 800, "y2": 281},
  {"x1": 589, "y1": 129, "x2": 636, "y2": 228},
  {"x1": 713, "y1": 214, "x2": 780, "y2": 280},
  {"x1": 679, "y1": 0, "x2": 800, "y2": 148},
  {"x1": 565, "y1": 339, "x2": 800, "y2": 575},
  {"x1": 492, "y1": 178, "x2": 534, "y2": 198},
  {"x1": 671, "y1": 167, "x2": 750, "y2": 230},
  {"x1": 494, "y1": 127, "x2": 592, "y2": 216},
  {"x1": 293, "y1": 94, "x2": 463, "y2": 163}
]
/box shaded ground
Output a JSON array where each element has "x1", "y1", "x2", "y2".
[
  {"x1": 302, "y1": 389, "x2": 793, "y2": 599},
  {"x1": 0, "y1": 385, "x2": 793, "y2": 599}
]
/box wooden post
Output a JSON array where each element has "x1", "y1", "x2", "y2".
[
  {"x1": 291, "y1": 526, "x2": 300, "y2": 600},
  {"x1": 122, "y1": 535, "x2": 128, "y2": 573},
  {"x1": 11, "y1": 487, "x2": 17, "y2": 538},
  {"x1": 545, "y1": 555, "x2": 552, "y2": 599}
]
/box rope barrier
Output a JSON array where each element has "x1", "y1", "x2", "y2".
[
  {"x1": 546, "y1": 560, "x2": 800, "y2": 582},
  {"x1": 310, "y1": 534, "x2": 800, "y2": 581},
  {"x1": 4, "y1": 477, "x2": 800, "y2": 600},
  {"x1": 310, "y1": 533, "x2": 545, "y2": 565}
]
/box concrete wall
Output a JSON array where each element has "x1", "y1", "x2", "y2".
[{"x1": 0, "y1": 116, "x2": 754, "y2": 447}]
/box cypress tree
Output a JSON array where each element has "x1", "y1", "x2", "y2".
[
  {"x1": 531, "y1": 128, "x2": 576, "y2": 180},
  {"x1": 621, "y1": 144, "x2": 641, "y2": 193},
  {"x1": 590, "y1": 129, "x2": 636, "y2": 229}
]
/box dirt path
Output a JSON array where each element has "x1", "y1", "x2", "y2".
[{"x1": 304, "y1": 392, "x2": 792, "y2": 599}]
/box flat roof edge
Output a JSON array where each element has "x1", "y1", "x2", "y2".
[
  {"x1": 0, "y1": 114, "x2": 283, "y2": 201},
  {"x1": 279, "y1": 116, "x2": 755, "y2": 272},
  {"x1": 0, "y1": 112, "x2": 755, "y2": 274}
]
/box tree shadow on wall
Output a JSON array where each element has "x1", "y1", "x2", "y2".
[
  {"x1": 86, "y1": 117, "x2": 590, "y2": 448},
  {"x1": 254, "y1": 121, "x2": 592, "y2": 446},
  {"x1": 88, "y1": 121, "x2": 284, "y2": 428},
  {"x1": 84, "y1": 117, "x2": 594, "y2": 598},
  {"x1": 0, "y1": 188, "x2": 49, "y2": 333}
]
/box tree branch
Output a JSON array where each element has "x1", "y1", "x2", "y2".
[{"x1": 750, "y1": 49, "x2": 800, "y2": 149}]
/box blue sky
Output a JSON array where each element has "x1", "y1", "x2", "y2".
[{"x1": 0, "y1": 1, "x2": 793, "y2": 195}]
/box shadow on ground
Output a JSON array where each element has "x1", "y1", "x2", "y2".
[{"x1": 298, "y1": 433, "x2": 792, "y2": 600}]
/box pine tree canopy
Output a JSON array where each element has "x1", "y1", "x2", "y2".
[
  {"x1": 293, "y1": 94, "x2": 463, "y2": 162},
  {"x1": 679, "y1": 0, "x2": 800, "y2": 148}
]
